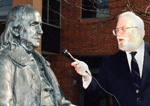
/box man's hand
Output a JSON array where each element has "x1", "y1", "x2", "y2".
[{"x1": 71, "y1": 59, "x2": 91, "y2": 81}]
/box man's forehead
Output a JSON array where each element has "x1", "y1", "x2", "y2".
[
  {"x1": 117, "y1": 18, "x2": 134, "y2": 27},
  {"x1": 26, "y1": 11, "x2": 42, "y2": 23}
]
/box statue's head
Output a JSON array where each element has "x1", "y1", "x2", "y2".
[{"x1": 1, "y1": 4, "x2": 43, "y2": 50}]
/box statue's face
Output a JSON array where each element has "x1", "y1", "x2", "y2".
[{"x1": 20, "y1": 11, "x2": 43, "y2": 48}]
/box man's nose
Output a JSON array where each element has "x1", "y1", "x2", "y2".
[{"x1": 37, "y1": 26, "x2": 43, "y2": 35}]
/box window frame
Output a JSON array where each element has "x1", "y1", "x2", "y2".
[
  {"x1": 42, "y1": 0, "x2": 61, "y2": 29},
  {"x1": 81, "y1": 0, "x2": 109, "y2": 19}
]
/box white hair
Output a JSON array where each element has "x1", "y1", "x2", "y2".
[{"x1": 118, "y1": 11, "x2": 145, "y2": 37}]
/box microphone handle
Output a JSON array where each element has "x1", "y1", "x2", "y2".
[{"x1": 66, "y1": 52, "x2": 75, "y2": 62}]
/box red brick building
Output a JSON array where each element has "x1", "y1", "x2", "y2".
[
  {"x1": 52, "y1": 0, "x2": 150, "y2": 105},
  {"x1": 0, "y1": 0, "x2": 150, "y2": 106}
]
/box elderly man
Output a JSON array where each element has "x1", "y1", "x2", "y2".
[
  {"x1": 0, "y1": 4, "x2": 73, "y2": 106},
  {"x1": 72, "y1": 11, "x2": 150, "y2": 106}
]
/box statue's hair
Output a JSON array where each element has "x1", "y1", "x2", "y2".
[
  {"x1": 118, "y1": 11, "x2": 145, "y2": 37},
  {"x1": 1, "y1": 4, "x2": 38, "y2": 49}
]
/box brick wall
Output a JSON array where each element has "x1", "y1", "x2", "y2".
[
  {"x1": 49, "y1": 55, "x2": 81, "y2": 105},
  {"x1": 49, "y1": 0, "x2": 150, "y2": 105}
]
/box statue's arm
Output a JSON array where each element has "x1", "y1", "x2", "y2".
[{"x1": 0, "y1": 56, "x2": 14, "y2": 106}]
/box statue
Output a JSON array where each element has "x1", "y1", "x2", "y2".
[{"x1": 0, "y1": 4, "x2": 75, "y2": 106}]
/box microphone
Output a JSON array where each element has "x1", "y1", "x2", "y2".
[
  {"x1": 61, "y1": 48, "x2": 75, "y2": 62},
  {"x1": 61, "y1": 49, "x2": 121, "y2": 106}
]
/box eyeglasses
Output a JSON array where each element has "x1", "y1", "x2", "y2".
[{"x1": 112, "y1": 27, "x2": 138, "y2": 36}]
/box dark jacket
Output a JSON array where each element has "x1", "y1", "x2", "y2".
[{"x1": 86, "y1": 41, "x2": 150, "y2": 106}]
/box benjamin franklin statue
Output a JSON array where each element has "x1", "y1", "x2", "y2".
[{"x1": 0, "y1": 4, "x2": 74, "y2": 106}]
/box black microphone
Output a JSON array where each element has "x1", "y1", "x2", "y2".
[
  {"x1": 61, "y1": 48, "x2": 75, "y2": 62},
  {"x1": 61, "y1": 49, "x2": 120, "y2": 106}
]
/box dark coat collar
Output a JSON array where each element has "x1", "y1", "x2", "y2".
[
  {"x1": 140, "y1": 41, "x2": 150, "y2": 89},
  {"x1": 144, "y1": 41, "x2": 150, "y2": 56}
]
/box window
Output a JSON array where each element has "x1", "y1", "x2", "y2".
[
  {"x1": 0, "y1": 0, "x2": 12, "y2": 21},
  {"x1": 82, "y1": 0, "x2": 109, "y2": 19},
  {"x1": 42, "y1": 0, "x2": 61, "y2": 53},
  {"x1": 42, "y1": 0, "x2": 61, "y2": 28}
]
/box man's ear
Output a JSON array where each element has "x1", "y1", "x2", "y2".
[
  {"x1": 136, "y1": 28, "x2": 142, "y2": 38},
  {"x1": 12, "y1": 26, "x2": 20, "y2": 37}
]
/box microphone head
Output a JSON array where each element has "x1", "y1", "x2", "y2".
[
  {"x1": 61, "y1": 48, "x2": 75, "y2": 62},
  {"x1": 61, "y1": 48, "x2": 68, "y2": 55}
]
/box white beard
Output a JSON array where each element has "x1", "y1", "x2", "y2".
[
  {"x1": 118, "y1": 41, "x2": 137, "y2": 51},
  {"x1": 117, "y1": 37, "x2": 140, "y2": 52}
]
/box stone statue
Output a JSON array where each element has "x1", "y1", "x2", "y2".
[{"x1": 0, "y1": 4, "x2": 75, "y2": 106}]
